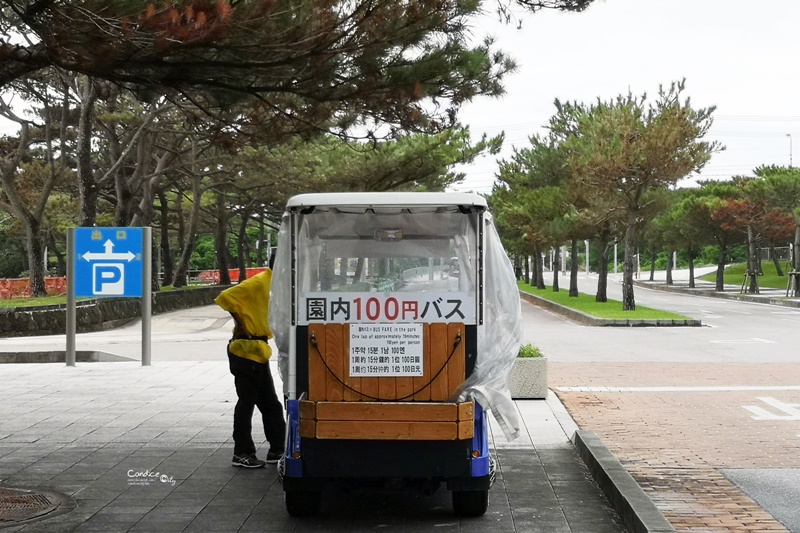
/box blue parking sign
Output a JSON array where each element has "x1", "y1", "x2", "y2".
[{"x1": 74, "y1": 228, "x2": 144, "y2": 298}]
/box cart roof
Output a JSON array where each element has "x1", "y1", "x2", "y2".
[{"x1": 286, "y1": 192, "x2": 487, "y2": 210}]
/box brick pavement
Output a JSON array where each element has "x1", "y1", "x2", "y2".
[{"x1": 551, "y1": 362, "x2": 800, "y2": 532}]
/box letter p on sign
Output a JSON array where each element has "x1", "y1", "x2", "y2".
[{"x1": 93, "y1": 263, "x2": 124, "y2": 295}]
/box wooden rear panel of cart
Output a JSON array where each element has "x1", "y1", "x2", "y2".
[{"x1": 300, "y1": 322, "x2": 473, "y2": 441}]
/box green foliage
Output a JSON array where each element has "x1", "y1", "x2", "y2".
[
  {"x1": 190, "y1": 235, "x2": 216, "y2": 270},
  {"x1": 0, "y1": 0, "x2": 523, "y2": 137},
  {"x1": 517, "y1": 343, "x2": 543, "y2": 358},
  {"x1": 563, "y1": 81, "x2": 721, "y2": 214},
  {"x1": 492, "y1": 134, "x2": 573, "y2": 251},
  {"x1": 697, "y1": 244, "x2": 747, "y2": 266},
  {"x1": 0, "y1": 231, "x2": 25, "y2": 278},
  {"x1": 236, "y1": 127, "x2": 502, "y2": 211}
]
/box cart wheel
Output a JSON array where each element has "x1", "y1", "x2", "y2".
[
  {"x1": 285, "y1": 490, "x2": 322, "y2": 517},
  {"x1": 452, "y1": 489, "x2": 489, "y2": 517}
]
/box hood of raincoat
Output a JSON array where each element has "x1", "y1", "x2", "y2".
[{"x1": 215, "y1": 269, "x2": 273, "y2": 364}]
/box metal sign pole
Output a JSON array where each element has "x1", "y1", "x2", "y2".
[
  {"x1": 66, "y1": 228, "x2": 76, "y2": 367},
  {"x1": 142, "y1": 227, "x2": 152, "y2": 366}
]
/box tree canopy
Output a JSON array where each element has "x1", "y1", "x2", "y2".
[{"x1": 0, "y1": 0, "x2": 596, "y2": 139}]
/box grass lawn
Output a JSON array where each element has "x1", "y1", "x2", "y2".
[
  {"x1": 517, "y1": 280, "x2": 690, "y2": 320},
  {"x1": 0, "y1": 296, "x2": 72, "y2": 309},
  {"x1": 699, "y1": 262, "x2": 794, "y2": 290}
]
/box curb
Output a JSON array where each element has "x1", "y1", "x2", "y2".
[
  {"x1": 519, "y1": 291, "x2": 702, "y2": 327},
  {"x1": 0, "y1": 351, "x2": 134, "y2": 363},
  {"x1": 573, "y1": 430, "x2": 676, "y2": 533}
]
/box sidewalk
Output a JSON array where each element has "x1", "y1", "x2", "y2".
[{"x1": 0, "y1": 306, "x2": 630, "y2": 532}]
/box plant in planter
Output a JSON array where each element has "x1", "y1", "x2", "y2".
[{"x1": 509, "y1": 342, "x2": 548, "y2": 399}]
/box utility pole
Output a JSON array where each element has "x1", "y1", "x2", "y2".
[{"x1": 787, "y1": 133, "x2": 793, "y2": 168}]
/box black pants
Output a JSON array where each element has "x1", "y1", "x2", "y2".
[{"x1": 229, "y1": 353, "x2": 286, "y2": 456}]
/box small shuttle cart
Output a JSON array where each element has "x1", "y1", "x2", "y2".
[{"x1": 269, "y1": 192, "x2": 522, "y2": 517}]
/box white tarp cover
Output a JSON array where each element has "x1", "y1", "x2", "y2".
[{"x1": 269, "y1": 199, "x2": 522, "y2": 440}]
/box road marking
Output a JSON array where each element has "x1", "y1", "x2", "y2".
[
  {"x1": 743, "y1": 397, "x2": 800, "y2": 421},
  {"x1": 558, "y1": 386, "x2": 800, "y2": 393},
  {"x1": 710, "y1": 338, "x2": 775, "y2": 344}
]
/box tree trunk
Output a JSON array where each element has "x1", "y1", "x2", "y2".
[
  {"x1": 24, "y1": 217, "x2": 47, "y2": 297},
  {"x1": 48, "y1": 232, "x2": 66, "y2": 277},
  {"x1": 716, "y1": 243, "x2": 727, "y2": 291},
  {"x1": 649, "y1": 251, "x2": 656, "y2": 281},
  {"x1": 176, "y1": 188, "x2": 186, "y2": 258},
  {"x1": 158, "y1": 191, "x2": 174, "y2": 286},
  {"x1": 595, "y1": 232, "x2": 609, "y2": 303},
  {"x1": 535, "y1": 247, "x2": 545, "y2": 290},
  {"x1": 320, "y1": 244, "x2": 333, "y2": 290},
  {"x1": 794, "y1": 223, "x2": 800, "y2": 272},
  {"x1": 770, "y1": 246, "x2": 784, "y2": 277},
  {"x1": 569, "y1": 238, "x2": 579, "y2": 297},
  {"x1": 114, "y1": 161, "x2": 135, "y2": 226},
  {"x1": 552, "y1": 246, "x2": 560, "y2": 292},
  {"x1": 243, "y1": 233, "x2": 252, "y2": 268},
  {"x1": 524, "y1": 255, "x2": 530, "y2": 285},
  {"x1": 353, "y1": 257, "x2": 365, "y2": 283},
  {"x1": 514, "y1": 255, "x2": 522, "y2": 281},
  {"x1": 338, "y1": 258, "x2": 348, "y2": 285},
  {"x1": 257, "y1": 212, "x2": 266, "y2": 267},
  {"x1": 688, "y1": 250, "x2": 696, "y2": 288},
  {"x1": 149, "y1": 236, "x2": 160, "y2": 292},
  {"x1": 76, "y1": 78, "x2": 98, "y2": 227},
  {"x1": 215, "y1": 191, "x2": 231, "y2": 286},
  {"x1": 237, "y1": 204, "x2": 251, "y2": 284},
  {"x1": 666, "y1": 251, "x2": 673, "y2": 285},
  {"x1": 173, "y1": 179, "x2": 202, "y2": 288},
  {"x1": 622, "y1": 221, "x2": 637, "y2": 311},
  {"x1": 747, "y1": 225, "x2": 759, "y2": 294}
]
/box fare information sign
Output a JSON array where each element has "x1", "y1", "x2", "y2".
[{"x1": 349, "y1": 323, "x2": 423, "y2": 377}]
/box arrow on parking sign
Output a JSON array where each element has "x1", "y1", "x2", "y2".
[{"x1": 82, "y1": 239, "x2": 136, "y2": 262}]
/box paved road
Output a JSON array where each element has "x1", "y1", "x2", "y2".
[
  {"x1": 529, "y1": 269, "x2": 800, "y2": 532},
  {"x1": 523, "y1": 268, "x2": 800, "y2": 364}
]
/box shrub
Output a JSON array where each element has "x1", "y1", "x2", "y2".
[{"x1": 518, "y1": 343, "x2": 543, "y2": 358}]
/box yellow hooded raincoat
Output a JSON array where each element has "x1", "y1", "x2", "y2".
[{"x1": 214, "y1": 270, "x2": 273, "y2": 364}]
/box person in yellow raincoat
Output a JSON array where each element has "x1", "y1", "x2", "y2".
[{"x1": 215, "y1": 269, "x2": 285, "y2": 468}]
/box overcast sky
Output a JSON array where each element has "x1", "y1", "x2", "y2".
[{"x1": 450, "y1": 0, "x2": 800, "y2": 194}]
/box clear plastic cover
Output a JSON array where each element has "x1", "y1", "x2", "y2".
[
  {"x1": 269, "y1": 202, "x2": 522, "y2": 440},
  {"x1": 454, "y1": 212, "x2": 522, "y2": 440}
]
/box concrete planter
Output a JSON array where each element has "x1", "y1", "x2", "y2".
[{"x1": 509, "y1": 357, "x2": 548, "y2": 399}]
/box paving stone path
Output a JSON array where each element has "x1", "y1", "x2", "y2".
[{"x1": 552, "y1": 362, "x2": 800, "y2": 532}]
